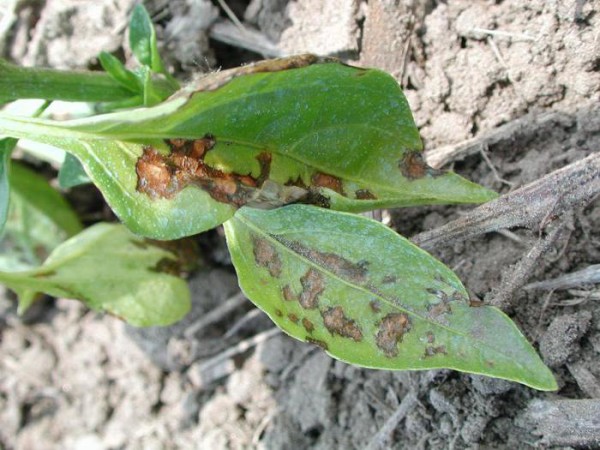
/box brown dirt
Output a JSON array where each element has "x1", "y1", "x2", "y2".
[{"x1": 1, "y1": 0, "x2": 599, "y2": 449}]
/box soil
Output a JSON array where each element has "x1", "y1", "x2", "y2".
[{"x1": 1, "y1": 0, "x2": 600, "y2": 449}]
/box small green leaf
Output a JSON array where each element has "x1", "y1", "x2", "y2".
[
  {"x1": 58, "y1": 153, "x2": 90, "y2": 188},
  {"x1": 224, "y1": 205, "x2": 557, "y2": 391},
  {"x1": 129, "y1": 4, "x2": 157, "y2": 69},
  {"x1": 10, "y1": 162, "x2": 82, "y2": 237},
  {"x1": 0, "y1": 163, "x2": 83, "y2": 271},
  {"x1": 0, "y1": 223, "x2": 191, "y2": 326},
  {"x1": 98, "y1": 51, "x2": 141, "y2": 93},
  {"x1": 0, "y1": 137, "x2": 16, "y2": 233}
]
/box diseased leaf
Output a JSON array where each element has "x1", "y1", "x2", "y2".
[
  {"x1": 0, "y1": 56, "x2": 496, "y2": 239},
  {"x1": 0, "y1": 223, "x2": 190, "y2": 326},
  {"x1": 224, "y1": 204, "x2": 557, "y2": 391}
]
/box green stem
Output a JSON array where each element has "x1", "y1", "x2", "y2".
[{"x1": 0, "y1": 59, "x2": 140, "y2": 103}]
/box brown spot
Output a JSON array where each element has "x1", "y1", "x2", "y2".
[
  {"x1": 274, "y1": 309, "x2": 283, "y2": 317},
  {"x1": 382, "y1": 275, "x2": 397, "y2": 284},
  {"x1": 288, "y1": 313, "x2": 299, "y2": 324},
  {"x1": 151, "y1": 257, "x2": 182, "y2": 276},
  {"x1": 299, "y1": 269, "x2": 325, "y2": 309},
  {"x1": 427, "y1": 301, "x2": 452, "y2": 318},
  {"x1": 33, "y1": 269, "x2": 57, "y2": 278},
  {"x1": 426, "y1": 288, "x2": 449, "y2": 303},
  {"x1": 376, "y1": 313, "x2": 411, "y2": 357},
  {"x1": 302, "y1": 191, "x2": 331, "y2": 208},
  {"x1": 252, "y1": 236, "x2": 282, "y2": 277},
  {"x1": 302, "y1": 318, "x2": 315, "y2": 333},
  {"x1": 399, "y1": 151, "x2": 442, "y2": 180},
  {"x1": 285, "y1": 176, "x2": 308, "y2": 189},
  {"x1": 424, "y1": 345, "x2": 447, "y2": 358},
  {"x1": 321, "y1": 306, "x2": 363, "y2": 341},
  {"x1": 425, "y1": 331, "x2": 435, "y2": 344},
  {"x1": 312, "y1": 172, "x2": 344, "y2": 194},
  {"x1": 136, "y1": 147, "x2": 178, "y2": 198},
  {"x1": 355, "y1": 189, "x2": 376, "y2": 200},
  {"x1": 190, "y1": 55, "x2": 329, "y2": 92},
  {"x1": 135, "y1": 136, "x2": 272, "y2": 207},
  {"x1": 369, "y1": 300, "x2": 381, "y2": 313},
  {"x1": 275, "y1": 238, "x2": 368, "y2": 284},
  {"x1": 485, "y1": 360, "x2": 495, "y2": 368},
  {"x1": 282, "y1": 285, "x2": 296, "y2": 302},
  {"x1": 469, "y1": 298, "x2": 485, "y2": 307},
  {"x1": 306, "y1": 337, "x2": 329, "y2": 350}
]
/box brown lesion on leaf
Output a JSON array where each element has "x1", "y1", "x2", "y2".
[
  {"x1": 399, "y1": 151, "x2": 442, "y2": 180},
  {"x1": 312, "y1": 172, "x2": 344, "y2": 195},
  {"x1": 288, "y1": 313, "x2": 299, "y2": 324},
  {"x1": 469, "y1": 298, "x2": 485, "y2": 307},
  {"x1": 425, "y1": 331, "x2": 435, "y2": 344},
  {"x1": 302, "y1": 318, "x2": 315, "y2": 333},
  {"x1": 355, "y1": 189, "x2": 377, "y2": 200},
  {"x1": 282, "y1": 285, "x2": 296, "y2": 302},
  {"x1": 135, "y1": 135, "x2": 273, "y2": 207},
  {"x1": 274, "y1": 237, "x2": 368, "y2": 284},
  {"x1": 427, "y1": 301, "x2": 453, "y2": 318},
  {"x1": 424, "y1": 345, "x2": 448, "y2": 358},
  {"x1": 321, "y1": 306, "x2": 363, "y2": 341},
  {"x1": 188, "y1": 54, "x2": 333, "y2": 93},
  {"x1": 306, "y1": 337, "x2": 329, "y2": 350},
  {"x1": 274, "y1": 309, "x2": 283, "y2": 317},
  {"x1": 252, "y1": 236, "x2": 282, "y2": 278},
  {"x1": 369, "y1": 300, "x2": 381, "y2": 313},
  {"x1": 382, "y1": 275, "x2": 397, "y2": 284},
  {"x1": 376, "y1": 313, "x2": 411, "y2": 357},
  {"x1": 299, "y1": 268, "x2": 325, "y2": 309}
]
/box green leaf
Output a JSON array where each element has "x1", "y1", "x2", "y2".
[
  {"x1": 224, "y1": 205, "x2": 557, "y2": 391},
  {"x1": 0, "y1": 223, "x2": 191, "y2": 326},
  {"x1": 129, "y1": 4, "x2": 158, "y2": 69},
  {"x1": 98, "y1": 51, "x2": 141, "y2": 93},
  {"x1": 0, "y1": 57, "x2": 496, "y2": 239},
  {"x1": 0, "y1": 163, "x2": 83, "y2": 271},
  {"x1": 0, "y1": 137, "x2": 16, "y2": 233},
  {"x1": 58, "y1": 153, "x2": 91, "y2": 188},
  {"x1": 10, "y1": 162, "x2": 82, "y2": 237}
]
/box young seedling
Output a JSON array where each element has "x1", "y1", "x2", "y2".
[{"x1": 0, "y1": 6, "x2": 557, "y2": 390}]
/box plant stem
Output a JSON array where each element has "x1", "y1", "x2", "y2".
[{"x1": 0, "y1": 59, "x2": 140, "y2": 103}]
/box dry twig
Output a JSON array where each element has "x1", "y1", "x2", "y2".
[
  {"x1": 525, "y1": 264, "x2": 600, "y2": 291},
  {"x1": 365, "y1": 391, "x2": 418, "y2": 450},
  {"x1": 413, "y1": 153, "x2": 600, "y2": 250},
  {"x1": 423, "y1": 110, "x2": 574, "y2": 169}
]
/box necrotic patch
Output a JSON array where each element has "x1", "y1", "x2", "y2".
[
  {"x1": 135, "y1": 136, "x2": 273, "y2": 207},
  {"x1": 306, "y1": 337, "x2": 328, "y2": 350},
  {"x1": 299, "y1": 268, "x2": 325, "y2": 309},
  {"x1": 321, "y1": 306, "x2": 363, "y2": 341},
  {"x1": 302, "y1": 318, "x2": 315, "y2": 333},
  {"x1": 376, "y1": 313, "x2": 411, "y2": 357},
  {"x1": 311, "y1": 172, "x2": 344, "y2": 194},
  {"x1": 355, "y1": 189, "x2": 376, "y2": 200},
  {"x1": 399, "y1": 151, "x2": 442, "y2": 180},
  {"x1": 252, "y1": 236, "x2": 282, "y2": 278},
  {"x1": 274, "y1": 238, "x2": 368, "y2": 284}
]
